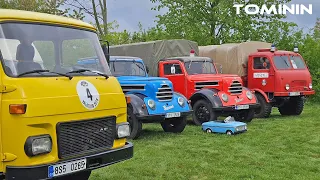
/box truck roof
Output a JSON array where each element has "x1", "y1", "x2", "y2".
[
  {"x1": 110, "y1": 56, "x2": 142, "y2": 61},
  {"x1": 251, "y1": 50, "x2": 300, "y2": 56},
  {"x1": 160, "y1": 56, "x2": 213, "y2": 63},
  {"x1": 0, "y1": 9, "x2": 95, "y2": 32}
]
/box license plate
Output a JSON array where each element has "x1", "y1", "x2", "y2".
[
  {"x1": 48, "y1": 159, "x2": 86, "y2": 178},
  {"x1": 235, "y1": 105, "x2": 249, "y2": 110},
  {"x1": 289, "y1": 92, "x2": 300, "y2": 96},
  {"x1": 165, "y1": 112, "x2": 181, "y2": 118}
]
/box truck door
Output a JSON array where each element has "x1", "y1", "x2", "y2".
[
  {"x1": 248, "y1": 56, "x2": 275, "y2": 92},
  {"x1": 159, "y1": 61, "x2": 186, "y2": 95}
]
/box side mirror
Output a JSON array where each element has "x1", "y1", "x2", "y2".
[
  {"x1": 100, "y1": 40, "x2": 110, "y2": 64},
  {"x1": 145, "y1": 66, "x2": 149, "y2": 73}
]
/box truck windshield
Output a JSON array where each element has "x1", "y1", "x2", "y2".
[
  {"x1": 290, "y1": 55, "x2": 306, "y2": 69},
  {"x1": 184, "y1": 61, "x2": 216, "y2": 75},
  {"x1": 0, "y1": 22, "x2": 111, "y2": 77},
  {"x1": 109, "y1": 61, "x2": 146, "y2": 76},
  {"x1": 273, "y1": 55, "x2": 292, "y2": 70}
]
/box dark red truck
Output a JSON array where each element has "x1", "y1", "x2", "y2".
[{"x1": 200, "y1": 41, "x2": 315, "y2": 118}]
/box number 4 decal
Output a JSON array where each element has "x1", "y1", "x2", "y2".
[{"x1": 86, "y1": 88, "x2": 93, "y2": 101}]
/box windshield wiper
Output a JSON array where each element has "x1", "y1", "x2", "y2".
[
  {"x1": 17, "y1": 69, "x2": 50, "y2": 77},
  {"x1": 280, "y1": 56, "x2": 290, "y2": 68},
  {"x1": 132, "y1": 60, "x2": 145, "y2": 72},
  {"x1": 17, "y1": 69, "x2": 73, "y2": 80},
  {"x1": 67, "y1": 69, "x2": 109, "y2": 79}
]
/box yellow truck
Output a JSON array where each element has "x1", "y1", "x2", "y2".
[{"x1": 0, "y1": 9, "x2": 133, "y2": 180}]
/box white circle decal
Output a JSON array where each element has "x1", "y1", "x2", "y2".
[{"x1": 76, "y1": 80, "x2": 100, "y2": 110}]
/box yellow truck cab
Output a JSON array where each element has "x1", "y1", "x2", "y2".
[{"x1": 0, "y1": 9, "x2": 133, "y2": 180}]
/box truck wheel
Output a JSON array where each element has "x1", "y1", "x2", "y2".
[
  {"x1": 234, "y1": 109, "x2": 254, "y2": 122},
  {"x1": 127, "y1": 106, "x2": 142, "y2": 139},
  {"x1": 57, "y1": 171, "x2": 91, "y2": 180},
  {"x1": 290, "y1": 96, "x2": 304, "y2": 115},
  {"x1": 254, "y1": 93, "x2": 272, "y2": 118},
  {"x1": 278, "y1": 96, "x2": 304, "y2": 116},
  {"x1": 161, "y1": 116, "x2": 187, "y2": 133},
  {"x1": 192, "y1": 100, "x2": 217, "y2": 125}
]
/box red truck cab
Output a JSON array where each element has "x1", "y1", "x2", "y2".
[
  {"x1": 245, "y1": 46, "x2": 315, "y2": 117},
  {"x1": 158, "y1": 54, "x2": 260, "y2": 125}
]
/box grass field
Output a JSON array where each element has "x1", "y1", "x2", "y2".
[{"x1": 90, "y1": 103, "x2": 320, "y2": 180}]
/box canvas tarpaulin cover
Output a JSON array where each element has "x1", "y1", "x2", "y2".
[
  {"x1": 199, "y1": 41, "x2": 271, "y2": 77},
  {"x1": 110, "y1": 39, "x2": 199, "y2": 76}
]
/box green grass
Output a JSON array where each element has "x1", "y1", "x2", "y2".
[{"x1": 90, "y1": 103, "x2": 320, "y2": 180}]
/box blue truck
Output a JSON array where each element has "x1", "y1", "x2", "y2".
[{"x1": 76, "y1": 56, "x2": 192, "y2": 139}]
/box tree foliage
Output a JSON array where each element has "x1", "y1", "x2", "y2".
[
  {"x1": 0, "y1": 0, "x2": 84, "y2": 20},
  {"x1": 150, "y1": 0, "x2": 296, "y2": 45}
]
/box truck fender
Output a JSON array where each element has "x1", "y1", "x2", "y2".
[
  {"x1": 252, "y1": 88, "x2": 270, "y2": 103},
  {"x1": 189, "y1": 89, "x2": 223, "y2": 108},
  {"x1": 126, "y1": 93, "x2": 149, "y2": 116}
]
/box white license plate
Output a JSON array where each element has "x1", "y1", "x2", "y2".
[
  {"x1": 289, "y1": 92, "x2": 300, "y2": 96},
  {"x1": 165, "y1": 112, "x2": 181, "y2": 118},
  {"x1": 48, "y1": 159, "x2": 86, "y2": 178},
  {"x1": 235, "y1": 105, "x2": 249, "y2": 110}
]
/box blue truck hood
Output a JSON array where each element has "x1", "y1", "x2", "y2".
[
  {"x1": 116, "y1": 76, "x2": 168, "y2": 82},
  {"x1": 116, "y1": 76, "x2": 174, "y2": 100}
]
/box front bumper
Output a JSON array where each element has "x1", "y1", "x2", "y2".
[
  {"x1": 274, "y1": 90, "x2": 315, "y2": 96},
  {"x1": 213, "y1": 103, "x2": 260, "y2": 113},
  {"x1": 137, "y1": 111, "x2": 192, "y2": 122},
  {"x1": 5, "y1": 142, "x2": 133, "y2": 180}
]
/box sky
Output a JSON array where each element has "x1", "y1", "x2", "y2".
[{"x1": 104, "y1": 0, "x2": 320, "y2": 33}]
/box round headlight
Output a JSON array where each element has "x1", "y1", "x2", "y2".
[
  {"x1": 309, "y1": 83, "x2": 312, "y2": 89},
  {"x1": 147, "y1": 99, "x2": 156, "y2": 109},
  {"x1": 178, "y1": 97, "x2": 185, "y2": 107},
  {"x1": 221, "y1": 93, "x2": 228, "y2": 102},
  {"x1": 285, "y1": 84, "x2": 290, "y2": 90},
  {"x1": 246, "y1": 91, "x2": 253, "y2": 100}
]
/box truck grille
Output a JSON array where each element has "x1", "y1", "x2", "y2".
[
  {"x1": 195, "y1": 81, "x2": 219, "y2": 90},
  {"x1": 156, "y1": 84, "x2": 173, "y2": 101},
  {"x1": 57, "y1": 116, "x2": 116, "y2": 159},
  {"x1": 121, "y1": 84, "x2": 145, "y2": 93},
  {"x1": 228, "y1": 81, "x2": 243, "y2": 95}
]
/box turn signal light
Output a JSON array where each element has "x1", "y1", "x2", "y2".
[
  {"x1": 9, "y1": 104, "x2": 27, "y2": 114},
  {"x1": 125, "y1": 96, "x2": 131, "y2": 104}
]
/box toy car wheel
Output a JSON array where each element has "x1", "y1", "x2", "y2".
[
  {"x1": 254, "y1": 93, "x2": 272, "y2": 118},
  {"x1": 206, "y1": 129, "x2": 212, "y2": 133},
  {"x1": 226, "y1": 130, "x2": 233, "y2": 135},
  {"x1": 192, "y1": 100, "x2": 217, "y2": 126},
  {"x1": 161, "y1": 116, "x2": 187, "y2": 133},
  {"x1": 127, "y1": 106, "x2": 142, "y2": 139}
]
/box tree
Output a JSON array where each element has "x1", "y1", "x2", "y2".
[
  {"x1": 150, "y1": 0, "x2": 296, "y2": 45},
  {"x1": 0, "y1": 0, "x2": 84, "y2": 20},
  {"x1": 65, "y1": 0, "x2": 107, "y2": 36}
]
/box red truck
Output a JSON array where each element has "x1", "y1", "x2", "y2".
[
  {"x1": 200, "y1": 41, "x2": 315, "y2": 118},
  {"x1": 110, "y1": 40, "x2": 260, "y2": 125}
]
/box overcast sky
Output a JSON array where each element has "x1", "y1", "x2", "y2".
[{"x1": 105, "y1": 0, "x2": 320, "y2": 33}]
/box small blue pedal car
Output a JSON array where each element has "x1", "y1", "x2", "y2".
[{"x1": 202, "y1": 116, "x2": 247, "y2": 135}]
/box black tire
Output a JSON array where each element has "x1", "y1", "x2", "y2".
[
  {"x1": 192, "y1": 100, "x2": 217, "y2": 125},
  {"x1": 161, "y1": 116, "x2": 187, "y2": 133},
  {"x1": 278, "y1": 96, "x2": 304, "y2": 116},
  {"x1": 254, "y1": 93, "x2": 272, "y2": 118},
  {"x1": 56, "y1": 171, "x2": 91, "y2": 180},
  {"x1": 127, "y1": 106, "x2": 142, "y2": 140},
  {"x1": 234, "y1": 109, "x2": 254, "y2": 122}
]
